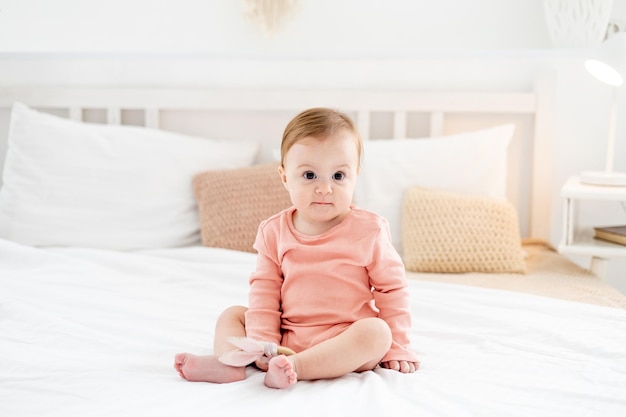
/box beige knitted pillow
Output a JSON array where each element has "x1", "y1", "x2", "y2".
[
  {"x1": 193, "y1": 163, "x2": 292, "y2": 253},
  {"x1": 402, "y1": 187, "x2": 526, "y2": 273}
]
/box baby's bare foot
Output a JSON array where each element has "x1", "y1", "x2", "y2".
[
  {"x1": 174, "y1": 353, "x2": 245, "y2": 383},
  {"x1": 264, "y1": 355, "x2": 297, "y2": 389}
]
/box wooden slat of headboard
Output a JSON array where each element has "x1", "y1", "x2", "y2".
[
  {"x1": 145, "y1": 108, "x2": 160, "y2": 129},
  {"x1": 429, "y1": 111, "x2": 444, "y2": 137},
  {"x1": 392, "y1": 111, "x2": 407, "y2": 138},
  {"x1": 106, "y1": 107, "x2": 121, "y2": 125},
  {"x1": 355, "y1": 111, "x2": 370, "y2": 140},
  {"x1": 68, "y1": 107, "x2": 82, "y2": 121}
]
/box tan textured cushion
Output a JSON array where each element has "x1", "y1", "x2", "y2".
[
  {"x1": 193, "y1": 163, "x2": 292, "y2": 253},
  {"x1": 402, "y1": 187, "x2": 526, "y2": 273}
]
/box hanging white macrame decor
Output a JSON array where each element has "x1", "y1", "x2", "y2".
[
  {"x1": 543, "y1": 0, "x2": 613, "y2": 47},
  {"x1": 243, "y1": 0, "x2": 300, "y2": 35}
]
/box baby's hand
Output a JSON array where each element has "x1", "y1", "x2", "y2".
[
  {"x1": 380, "y1": 360, "x2": 419, "y2": 373},
  {"x1": 255, "y1": 358, "x2": 269, "y2": 371}
]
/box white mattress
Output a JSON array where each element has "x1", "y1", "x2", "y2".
[{"x1": 1, "y1": 237, "x2": 626, "y2": 417}]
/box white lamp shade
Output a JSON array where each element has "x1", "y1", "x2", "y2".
[
  {"x1": 584, "y1": 32, "x2": 626, "y2": 86},
  {"x1": 585, "y1": 59, "x2": 623, "y2": 86}
]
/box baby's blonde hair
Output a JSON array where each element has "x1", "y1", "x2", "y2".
[{"x1": 280, "y1": 108, "x2": 362, "y2": 168}]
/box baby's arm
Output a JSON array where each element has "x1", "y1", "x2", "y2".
[
  {"x1": 245, "y1": 253, "x2": 283, "y2": 344},
  {"x1": 368, "y1": 222, "x2": 420, "y2": 369},
  {"x1": 244, "y1": 226, "x2": 284, "y2": 346},
  {"x1": 372, "y1": 283, "x2": 420, "y2": 367}
]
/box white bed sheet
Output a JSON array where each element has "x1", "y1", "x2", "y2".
[{"x1": 1, "y1": 237, "x2": 625, "y2": 417}]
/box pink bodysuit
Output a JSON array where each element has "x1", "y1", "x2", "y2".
[{"x1": 244, "y1": 206, "x2": 419, "y2": 363}]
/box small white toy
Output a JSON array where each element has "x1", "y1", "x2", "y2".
[{"x1": 219, "y1": 336, "x2": 296, "y2": 367}]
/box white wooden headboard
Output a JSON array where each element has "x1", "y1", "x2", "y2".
[{"x1": 0, "y1": 86, "x2": 553, "y2": 240}]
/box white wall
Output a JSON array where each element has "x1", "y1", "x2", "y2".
[
  {"x1": 0, "y1": 0, "x2": 553, "y2": 55},
  {"x1": 0, "y1": 0, "x2": 625, "y2": 291}
]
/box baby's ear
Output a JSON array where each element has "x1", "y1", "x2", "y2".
[{"x1": 278, "y1": 165, "x2": 288, "y2": 188}]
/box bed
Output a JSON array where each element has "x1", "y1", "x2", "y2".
[{"x1": 1, "y1": 85, "x2": 625, "y2": 417}]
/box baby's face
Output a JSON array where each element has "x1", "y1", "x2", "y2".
[{"x1": 279, "y1": 132, "x2": 360, "y2": 234}]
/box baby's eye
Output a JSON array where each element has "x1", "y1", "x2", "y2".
[
  {"x1": 303, "y1": 171, "x2": 316, "y2": 180},
  {"x1": 333, "y1": 172, "x2": 345, "y2": 181}
]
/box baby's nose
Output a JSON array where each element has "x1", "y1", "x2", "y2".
[{"x1": 316, "y1": 180, "x2": 332, "y2": 194}]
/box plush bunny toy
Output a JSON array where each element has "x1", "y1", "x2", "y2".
[{"x1": 219, "y1": 337, "x2": 296, "y2": 367}]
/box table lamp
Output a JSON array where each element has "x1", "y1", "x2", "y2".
[{"x1": 581, "y1": 32, "x2": 626, "y2": 186}]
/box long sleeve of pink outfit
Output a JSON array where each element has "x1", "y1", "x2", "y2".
[{"x1": 244, "y1": 206, "x2": 418, "y2": 363}]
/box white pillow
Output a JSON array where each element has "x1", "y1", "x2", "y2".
[
  {"x1": 354, "y1": 124, "x2": 515, "y2": 254},
  {"x1": 0, "y1": 102, "x2": 259, "y2": 250}
]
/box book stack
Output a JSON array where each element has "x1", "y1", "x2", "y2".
[{"x1": 594, "y1": 225, "x2": 626, "y2": 246}]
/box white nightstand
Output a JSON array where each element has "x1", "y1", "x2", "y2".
[{"x1": 558, "y1": 176, "x2": 626, "y2": 278}]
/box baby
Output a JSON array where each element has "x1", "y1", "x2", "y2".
[{"x1": 175, "y1": 107, "x2": 419, "y2": 388}]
